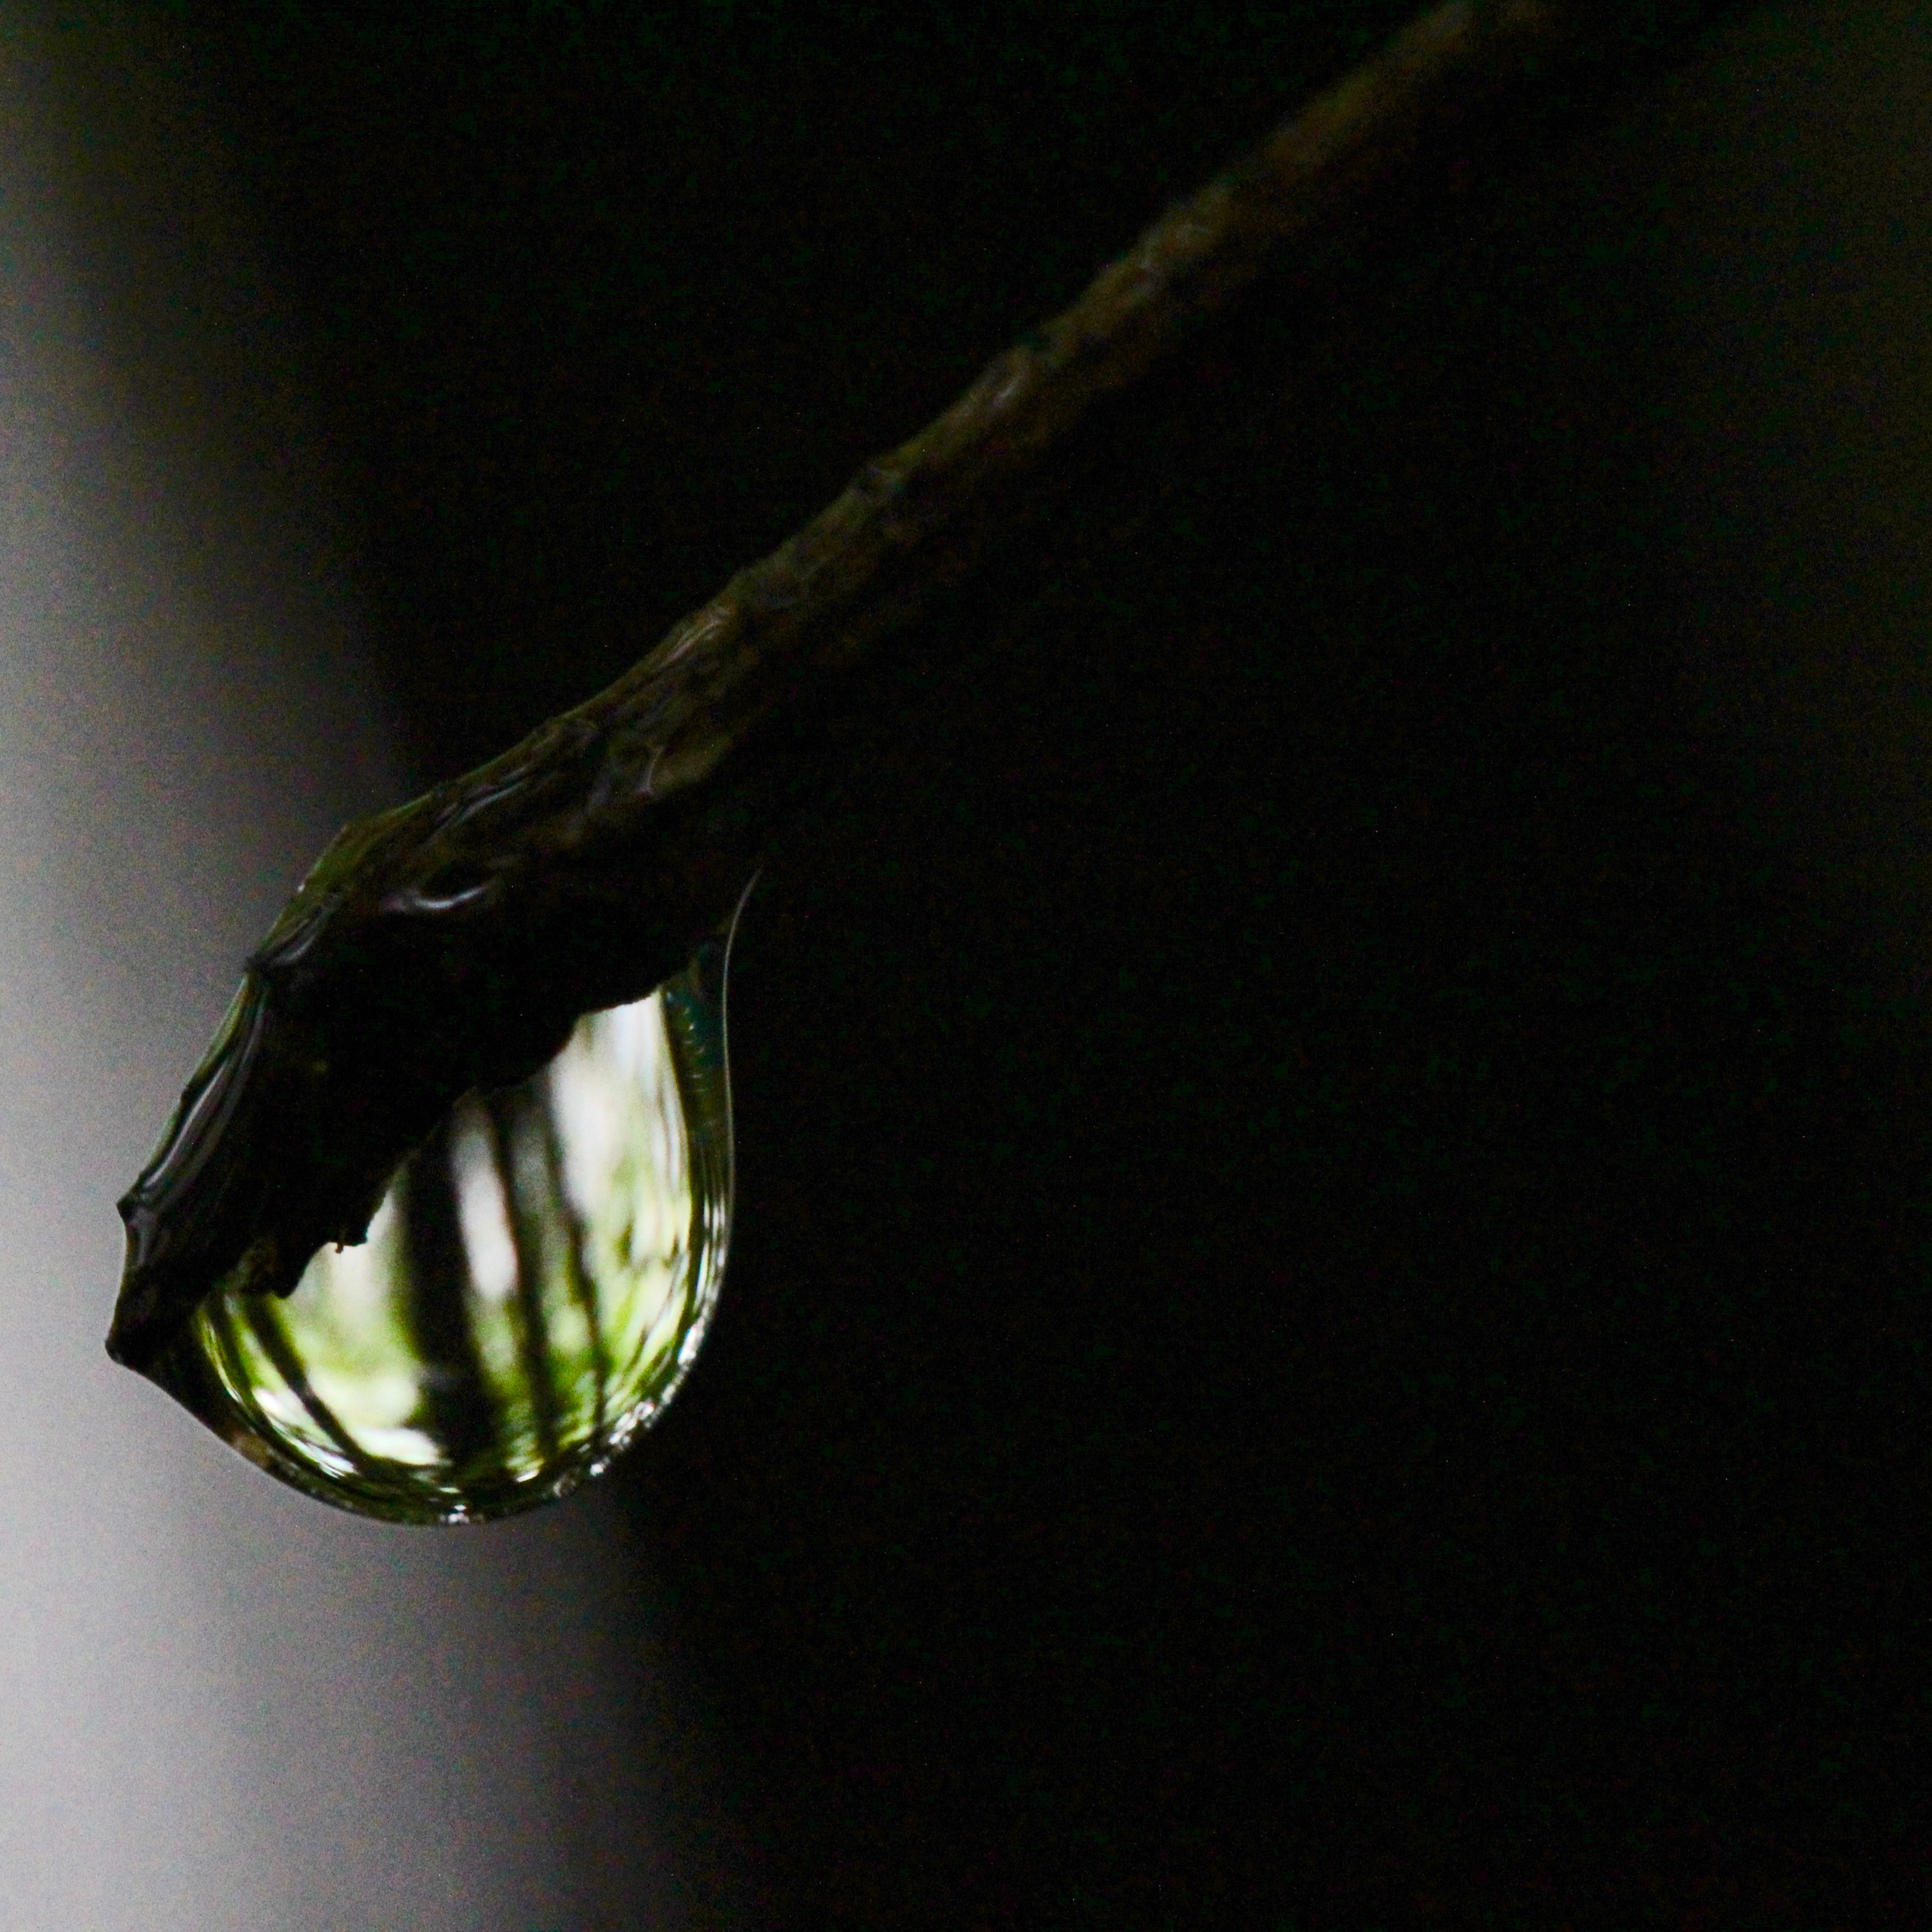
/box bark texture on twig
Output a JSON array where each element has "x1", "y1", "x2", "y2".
[{"x1": 109, "y1": 0, "x2": 1753, "y2": 1371}]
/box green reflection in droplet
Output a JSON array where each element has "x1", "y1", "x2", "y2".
[{"x1": 146, "y1": 944, "x2": 732, "y2": 1523}]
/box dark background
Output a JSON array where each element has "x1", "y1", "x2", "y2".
[{"x1": 65, "y1": 1, "x2": 1932, "y2": 1921}]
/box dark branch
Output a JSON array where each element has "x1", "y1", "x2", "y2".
[{"x1": 107, "y1": 0, "x2": 1754, "y2": 1371}]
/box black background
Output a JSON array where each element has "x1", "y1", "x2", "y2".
[{"x1": 74, "y1": 2, "x2": 1932, "y2": 1921}]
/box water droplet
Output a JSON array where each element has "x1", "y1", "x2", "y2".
[{"x1": 141, "y1": 943, "x2": 733, "y2": 1523}]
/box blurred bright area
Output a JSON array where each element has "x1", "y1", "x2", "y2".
[{"x1": 0, "y1": 10, "x2": 736, "y2": 1927}]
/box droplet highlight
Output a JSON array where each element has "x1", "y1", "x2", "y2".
[{"x1": 144, "y1": 944, "x2": 733, "y2": 1523}]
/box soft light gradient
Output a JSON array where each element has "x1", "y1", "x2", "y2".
[{"x1": 1, "y1": 14, "x2": 736, "y2": 1928}]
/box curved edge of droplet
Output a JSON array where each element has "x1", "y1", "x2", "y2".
[
  {"x1": 577, "y1": 869, "x2": 757, "y2": 1488},
  {"x1": 147, "y1": 1308, "x2": 500, "y2": 1526}
]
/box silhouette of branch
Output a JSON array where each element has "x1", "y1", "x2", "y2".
[{"x1": 109, "y1": 0, "x2": 1756, "y2": 1371}]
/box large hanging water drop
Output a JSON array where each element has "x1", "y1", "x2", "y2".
[{"x1": 140, "y1": 943, "x2": 733, "y2": 1523}]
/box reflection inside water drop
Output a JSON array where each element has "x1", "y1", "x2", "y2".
[{"x1": 149, "y1": 945, "x2": 732, "y2": 1524}]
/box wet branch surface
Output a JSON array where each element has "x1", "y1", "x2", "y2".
[{"x1": 108, "y1": 0, "x2": 1758, "y2": 1372}]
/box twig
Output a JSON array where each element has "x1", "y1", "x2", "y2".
[{"x1": 108, "y1": 0, "x2": 1753, "y2": 1371}]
